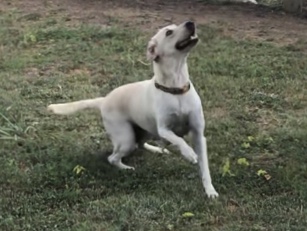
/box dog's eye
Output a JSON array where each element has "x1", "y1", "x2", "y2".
[{"x1": 165, "y1": 30, "x2": 173, "y2": 37}]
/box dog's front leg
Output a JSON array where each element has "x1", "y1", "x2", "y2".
[
  {"x1": 190, "y1": 111, "x2": 219, "y2": 198},
  {"x1": 157, "y1": 127, "x2": 198, "y2": 164}
]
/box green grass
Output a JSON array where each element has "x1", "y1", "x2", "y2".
[{"x1": 1, "y1": 8, "x2": 307, "y2": 231}]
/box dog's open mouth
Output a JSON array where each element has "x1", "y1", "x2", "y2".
[{"x1": 175, "y1": 34, "x2": 199, "y2": 50}]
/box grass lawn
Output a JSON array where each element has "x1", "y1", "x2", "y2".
[{"x1": 1, "y1": 4, "x2": 307, "y2": 231}]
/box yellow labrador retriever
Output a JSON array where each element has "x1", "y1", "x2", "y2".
[{"x1": 47, "y1": 21, "x2": 219, "y2": 198}]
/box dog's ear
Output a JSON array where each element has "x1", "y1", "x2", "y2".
[{"x1": 147, "y1": 40, "x2": 159, "y2": 62}]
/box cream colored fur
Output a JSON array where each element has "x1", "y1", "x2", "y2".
[{"x1": 47, "y1": 21, "x2": 219, "y2": 198}]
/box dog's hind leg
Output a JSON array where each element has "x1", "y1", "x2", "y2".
[
  {"x1": 108, "y1": 144, "x2": 136, "y2": 170},
  {"x1": 104, "y1": 120, "x2": 136, "y2": 170}
]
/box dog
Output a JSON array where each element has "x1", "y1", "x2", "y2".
[{"x1": 47, "y1": 21, "x2": 219, "y2": 198}]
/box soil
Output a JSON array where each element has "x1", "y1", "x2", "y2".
[{"x1": 1, "y1": 0, "x2": 307, "y2": 46}]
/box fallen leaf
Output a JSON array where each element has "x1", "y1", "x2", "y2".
[
  {"x1": 264, "y1": 173, "x2": 272, "y2": 181},
  {"x1": 237, "y1": 158, "x2": 250, "y2": 166},
  {"x1": 257, "y1": 169, "x2": 271, "y2": 181},
  {"x1": 241, "y1": 142, "x2": 250, "y2": 148},
  {"x1": 222, "y1": 158, "x2": 235, "y2": 177},
  {"x1": 257, "y1": 169, "x2": 267, "y2": 176},
  {"x1": 73, "y1": 165, "x2": 86, "y2": 175},
  {"x1": 247, "y1": 136, "x2": 255, "y2": 142},
  {"x1": 182, "y1": 212, "x2": 194, "y2": 218}
]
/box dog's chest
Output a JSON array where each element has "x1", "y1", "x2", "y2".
[
  {"x1": 160, "y1": 94, "x2": 197, "y2": 137},
  {"x1": 166, "y1": 111, "x2": 190, "y2": 137}
]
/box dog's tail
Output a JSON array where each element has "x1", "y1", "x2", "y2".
[{"x1": 47, "y1": 97, "x2": 105, "y2": 115}]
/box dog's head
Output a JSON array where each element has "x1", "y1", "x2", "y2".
[{"x1": 147, "y1": 21, "x2": 199, "y2": 62}]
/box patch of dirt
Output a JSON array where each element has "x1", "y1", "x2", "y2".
[
  {"x1": 2, "y1": 0, "x2": 307, "y2": 47},
  {"x1": 208, "y1": 107, "x2": 229, "y2": 120},
  {"x1": 1, "y1": 0, "x2": 307, "y2": 47}
]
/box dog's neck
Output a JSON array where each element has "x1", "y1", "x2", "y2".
[{"x1": 153, "y1": 56, "x2": 190, "y2": 88}]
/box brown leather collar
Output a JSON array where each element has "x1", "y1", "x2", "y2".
[{"x1": 154, "y1": 81, "x2": 190, "y2": 95}]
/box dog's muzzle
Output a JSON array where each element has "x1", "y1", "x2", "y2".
[{"x1": 175, "y1": 21, "x2": 199, "y2": 51}]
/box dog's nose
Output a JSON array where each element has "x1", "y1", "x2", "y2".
[{"x1": 185, "y1": 21, "x2": 195, "y2": 33}]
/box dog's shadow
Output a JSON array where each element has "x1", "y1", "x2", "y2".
[{"x1": 75, "y1": 147, "x2": 198, "y2": 196}]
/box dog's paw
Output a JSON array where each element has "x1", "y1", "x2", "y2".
[
  {"x1": 122, "y1": 166, "x2": 135, "y2": 171},
  {"x1": 47, "y1": 104, "x2": 64, "y2": 115},
  {"x1": 181, "y1": 146, "x2": 198, "y2": 164},
  {"x1": 116, "y1": 163, "x2": 135, "y2": 171},
  {"x1": 108, "y1": 156, "x2": 135, "y2": 170},
  {"x1": 162, "y1": 148, "x2": 171, "y2": 154},
  {"x1": 205, "y1": 184, "x2": 219, "y2": 199},
  {"x1": 143, "y1": 143, "x2": 171, "y2": 154},
  {"x1": 47, "y1": 104, "x2": 56, "y2": 113}
]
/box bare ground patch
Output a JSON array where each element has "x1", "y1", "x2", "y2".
[{"x1": 2, "y1": 0, "x2": 307, "y2": 47}]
